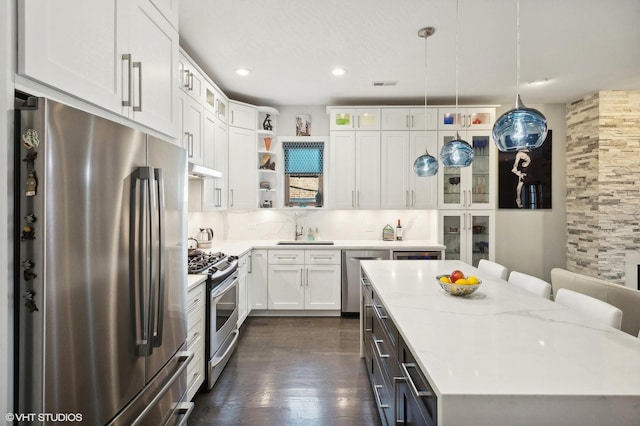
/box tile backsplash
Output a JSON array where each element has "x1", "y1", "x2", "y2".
[{"x1": 188, "y1": 209, "x2": 439, "y2": 242}]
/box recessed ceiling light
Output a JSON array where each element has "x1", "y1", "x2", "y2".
[
  {"x1": 528, "y1": 78, "x2": 551, "y2": 86},
  {"x1": 235, "y1": 68, "x2": 251, "y2": 76},
  {"x1": 332, "y1": 68, "x2": 345, "y2": 76}
]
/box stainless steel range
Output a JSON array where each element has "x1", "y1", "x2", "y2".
[{"x1": 188, "y1": 251, "x2": 239, "y2": 390}]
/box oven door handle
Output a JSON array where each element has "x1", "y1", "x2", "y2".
[
  {"x1": 211, "y1": 273, "x2": 239, "y2": 300},
  {"x1": 209, "y1": 329, "x2": 240, "y2": 368}
]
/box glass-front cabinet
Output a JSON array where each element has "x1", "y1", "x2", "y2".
[
  {"x1": 438, "y1": 131, "x2": 493, "y2": 209},
  {"x1": 437, "y1": 107, "x2": 495, "y2": 131},
  {"x1": 440, "y1": 211, "x2": 494, "y2": 267},
  {"x1": 329, "y1": 108, "x2": 380, "y2": 131}
]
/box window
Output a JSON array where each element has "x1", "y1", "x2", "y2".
[{"x1": 283, "y1": 141, "x2": 324, "y2": 207}]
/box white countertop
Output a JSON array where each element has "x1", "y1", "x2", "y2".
[
  {"x1": 200, "y1": 239, "x2": 445, "y2": 257},
  {"x1": 187, "y1": 274, "x2": 207, "y2": 292},
  {"x1": 360, "y1": 260, "x2": 640, "y2": 425}
]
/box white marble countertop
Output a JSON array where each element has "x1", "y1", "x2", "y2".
[
  {"x1": 198, "y1": 239, "x2": 445, "y2": 257},
  {"x1": 187, "y1": 274, "x2": 207, "y2": 292},
  {"x1": 360, "y1": 260, "x2": 640, "y2": 425}
]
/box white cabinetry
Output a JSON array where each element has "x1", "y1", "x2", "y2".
[
  {"x1": 329, "y1": 108, "x2": 381, "y2": 131},
  {"x1": 19, "y1": 0, "x2": 178, "y2": 137},
  {"x1": 178, "y1": 51, "x2": 205, "y2": 104},
  {"x1": 381, "y1": 131, "x2": 438, "y2": 209},
  {"x1": 437, "y1": 107, "x2": 495, "y2": 131},
  {"x1": 228, "y1": 126, "x2": 257, "y2": 209},
  {"x1": 440, "y1": 210, "x2": 495, "y2": 267},
  {"x1": 200, "y1": 110, "x2": 228, "y2": 210},
  {"x1": 229, "y1": 101, "x2": 257, "y2": 130},
  {"x1": 381, "y1": 107, "x2": 438, "y2": 130},
  {"x1": 249, "y1": 250, "x2": 268, "y2": 310},
  {"x1": 438, "y1": 130, "x2": 494, "y2": 209},
  {"x1": 204, "y1": 83, "x2": 228, "y2": 123},
  {"x1": 148, "y1": 0, "x2": 179, "y2": 29},
  {"x1": 330, "y1": 131, "x2": 381, "y2": 209},
  {"x1": 179, "y1": 91, "x2": 204, "y2": 163},
  {"x1": 186, "y1": 280, "x2": 206, "y2": 401},
  {"x1": 267, "y1": 250, "x2": 341, "y2": 310},
  {"x1": 256, "y1": 107, "x2": 278, "y2": 209},
  {"x1": 237, "y1": 253, "x2": 250, "y2": 327}
]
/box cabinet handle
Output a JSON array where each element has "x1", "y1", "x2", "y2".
[
  {"x1": 300, "y1": 269, "x2": 303, "y2": 286},
  {"x1": 312, "y1": 255, "x2": 334, "y2": 260},
  {"x1": 405, "y1": 190, "x2": 409, "y2": 208},
  {"x1": 185, "y1": 132, "x2": 193, "y2": 158},
  {"x1": 132, "y1": 61, "x2": 142, "y2": 112},
  {"x1": 187, "y1": 298, "x2": 200, "y2": 313},
  {"x1": 187, "y1": 332, "x2": 201, "y2": 348},
  {"x1": 306, "y1": 268, "x2": 309, "y2": 286},
  {"x1": 230, "y1": 189, "x2": 234, "y2": 207},
  {"x1": 364, "y1": 304, "x2": 372, "y2": 332},
  {"x1": 411, "y1": 190, "x2": 415, "y2": 207},
  {"x1": 231, "y1": 110, "x2": 234, "y2": 124},
  {"x1": 356, "y1": 115, "x2": 359, "y2": 129},
  {"x1": 352, "y1": 190, "x2": 355, "y2": 208},
  {"x1": 373, "y1": 339, "x2": 389, "y2": 358},
  {"x1": 401, "y1": 362, "x2": 433, "y2": 397},
  {"x1": 188, "y1": 71, "x2": 194, "y2": 91},
  {"x1": 372, "y1": 304, "x2": 388, "y2": 320},
  {"x1": 393, "y1": 376, "x2": 403, "y2": 424},
  {"x1": 373, "y1": 385, "x2": 389, "y2": 409},
  {"x1": 357, "y1": 190, "x2": 360, "y2": 208},
  {"x1": 122, "y1": 54, "x2": 133, "y2": 107},
  {"x1": 215, "y1": 188, "x2": 222, "y2": 207},
  {"x1": 276, "y1": 255, "x2": 297, "y2": 260},
  {"x1": 410, "y1": 114, "x2": 414, "y2": 128},
  {"x1": 406, "y1": 115, "x2": 410, "y2": 129},
  {"x1": 183, "y1": 70, "x2": 190, "y2": 89},
  {"x1": 189, "y1": 133, "x2": 194, "y2": 158}
]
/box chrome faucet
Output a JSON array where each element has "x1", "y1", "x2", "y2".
[{"x1": 294, "y1": 212, "x2": 303, "y2": 240}]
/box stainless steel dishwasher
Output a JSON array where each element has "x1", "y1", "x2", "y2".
[{"x1": 342, "y1": 250, "x2": 390, "y2": 314}]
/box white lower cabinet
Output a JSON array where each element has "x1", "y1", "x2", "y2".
[
  {"x1": 249, "y1": 249, "x2": 268, "y2": 310},
  {"x1": 267, "y1": 249, "x2": 341, "y2": 310},
  {"x1": 186, "y1": 280, "x2": 206, "y2": 401},
  {"x1": 237, "y1": 252, "x2": 250, "y2": 327}
]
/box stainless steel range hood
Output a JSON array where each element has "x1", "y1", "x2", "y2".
[{"x1": 188, "y1": 162, "x2": 223, "y2": 179}]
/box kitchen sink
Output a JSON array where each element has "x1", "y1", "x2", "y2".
[{"x1": 276, "y1": 241, "x2": 334, "y2": 245}]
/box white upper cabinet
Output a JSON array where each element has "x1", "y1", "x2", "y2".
[
  {"x1": 381, "y1": 107, "x2": 438, "y2": 131},
  {"x1": 437, "y1": 107, "x2": 495, "y2": 131},
  {"x1": 18, "y1": 0, "x2": 178, "y2": 137},
  {"x1": 148, "y1": 0, "x2": 179, "y2": 29},
  {"x1": 204, "y1": 83, "x2": 228, "y2": 123},
  {"x1": 229, "y1": 101, "x2": 257, "y2": 130},
  {"x1": 178, "y1": 52, "x2": 205, "y2": 104},
  {"x1": 329, "y1": 108, "x2": 380, "y2": 131}
]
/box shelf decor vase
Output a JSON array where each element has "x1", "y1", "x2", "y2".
[{"x1": 264, "y1": 137, "x2": 272, "y2": 151}]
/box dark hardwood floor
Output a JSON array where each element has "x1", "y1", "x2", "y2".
[{"x1": 189, "y1": 316, "x2": 380, "y2": 426}]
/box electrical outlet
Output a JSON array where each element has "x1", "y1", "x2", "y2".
[{"x1": 248, "y1": 223, "x2": 257, "y2": 230}]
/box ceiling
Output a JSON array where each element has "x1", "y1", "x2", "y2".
[{"x1": 179, "y1": 0, "x2": 640, "y2": 107}]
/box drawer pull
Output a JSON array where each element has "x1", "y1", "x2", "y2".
[
  {"x1": 187, "y1": 298, "x2": 200, "y2": 313},
  {"x1": 373, "y1": 304, "x2": 388, "y2": 320},
  {"x1": 374, "y1": 339, "x2": 389, "y2": 358},
  {"x1": 187, "y1": 332, "x2": 201, "y2": 348},
  {"x1": 373, "y1": 384, "x2": 389, "y2": 409},
  {"x1": 401, "y1": 362, "x2": 433, "y2": 397}
]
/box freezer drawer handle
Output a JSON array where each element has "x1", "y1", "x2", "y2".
[
  {"x1": 175, "y1": 402, "x2": 195, "y2": 426},
  {"x1": 130, "y1": 350, "x2": 194, "y2": 426}
]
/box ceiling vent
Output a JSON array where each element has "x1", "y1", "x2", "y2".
[{"x1": 372, "y1": 81, "x2": 398, "y2": 87}]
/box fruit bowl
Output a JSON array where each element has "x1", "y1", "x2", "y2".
[{"x1": 436, "y1": 275, "x2": 481, "y2": 296}]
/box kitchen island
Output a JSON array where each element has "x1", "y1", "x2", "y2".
[{"x1": 360, "y1": 260, "x2": 640, "y2": 426}]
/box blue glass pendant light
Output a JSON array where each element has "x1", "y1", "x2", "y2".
[
  {"x1": 492, "y1": 0, "x2": 547, "y2": 152},
  {"x1": 440, "y1": 0, "x2": 473, "y2": 168},
  {"x1": 413, "y1": 26, "x2": 438, "y2": 177}
]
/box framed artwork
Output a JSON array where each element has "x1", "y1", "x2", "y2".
[
  {"x1": 296, "y1": 114, "x2": 311, "y2": 136},
  {"x1": 498, "y1": 130, "x2": 552, "y2": 209}
]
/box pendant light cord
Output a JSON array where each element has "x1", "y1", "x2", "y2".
[
  {"x1": 515, "y1": 0, "x2": 521, "y2": 104},
  {"x1": 455, "y1": 0, "x2": 460, "y2": 118},
  {"x1": 424, "y1": 30, "x2": 429, "y2": 154}
]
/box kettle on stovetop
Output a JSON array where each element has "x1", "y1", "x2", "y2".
[{"x1": 197, "y1": 228, "x2": 214, "y2": 249}]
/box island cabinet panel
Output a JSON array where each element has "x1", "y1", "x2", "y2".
[{"x1": 362, "y1": 271, "x2": 434, "y2": 425}]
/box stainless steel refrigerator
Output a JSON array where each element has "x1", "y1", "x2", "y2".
[{"x1": 15, "y1": 97, "x2": 193, "y2": 425}]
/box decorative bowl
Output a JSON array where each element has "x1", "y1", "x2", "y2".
[{"x1": 436, "y1": 275, "x2": 481, "y2": 296}]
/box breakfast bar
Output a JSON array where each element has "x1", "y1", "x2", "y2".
[{"x1": 360, "y1": 260, "x2": 640, "y2": 426}]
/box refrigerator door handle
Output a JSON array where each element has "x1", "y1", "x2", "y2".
[
  {"x1": 131, "y1": 167, "x2": 154, "y2": 356},
  {"x1": 130, "y1": 350, "x2": 194, "y2": 426},
  {"x1": 152, "y1": 168, "x2": 165, "y2": 348}
]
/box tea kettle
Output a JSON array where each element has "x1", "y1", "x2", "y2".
[{"x1": 197, "y1": 228, "x2": 214, "y2": 249}]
